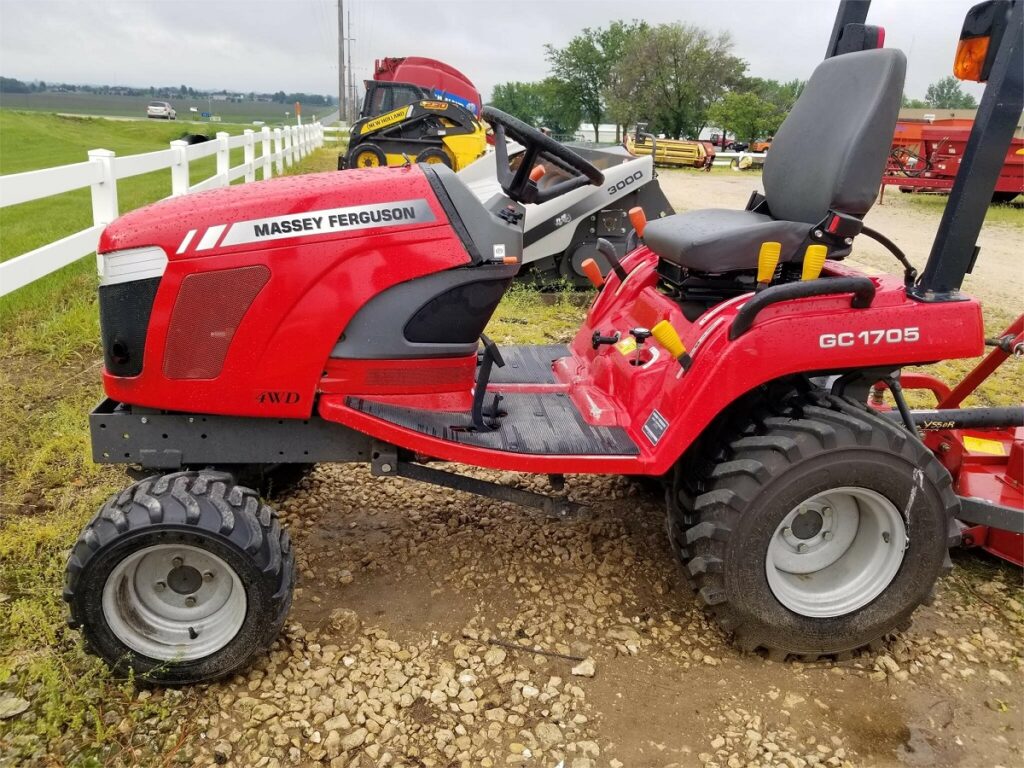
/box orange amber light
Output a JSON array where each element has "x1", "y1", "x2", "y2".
[{"x1": 954, "y1": 35, "x2": 990, "y2": 81}]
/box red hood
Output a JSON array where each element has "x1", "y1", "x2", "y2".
[{"x1": 99, "y1": 165, "x2": 449, "y2": 258}]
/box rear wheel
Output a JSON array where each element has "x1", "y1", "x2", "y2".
[
  {"x1": 415, "y1": 147, "x2": 453, "y2": 168},
  {"x1": 64, "y1": 470, "x2": 294, "y2": 684},
  {"x1": 667, "y1": 390, "x2": 957, "y2": 659},
  {"x1": 348, "y1": 142, "x2": 387, "y2": 169}
]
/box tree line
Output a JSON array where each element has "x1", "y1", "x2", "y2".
[
  {"x1": 0, "y1": 77, "x2": 334, "y2": 105},
  {"x1": 489, "y1": 22, "x2": 980, "y2": 142}
]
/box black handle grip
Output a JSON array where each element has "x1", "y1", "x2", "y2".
[{"x1": 729, "y1": 277, "x2": 876, "y2": 340}]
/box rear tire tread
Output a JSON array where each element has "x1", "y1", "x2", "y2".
[{"x1": 666, "y1": 389, "x2": 958, "y2": 662}]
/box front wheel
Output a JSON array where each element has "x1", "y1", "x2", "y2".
[
  {"x1": 347, "y1": 142, "x2": 387, "y2": 169},
  {"x1": 64, "y1": 470, "x2": 294, "y2": 684},
  {"x1": 667, "y1": 391, "x2": 958, "y2": 660}
]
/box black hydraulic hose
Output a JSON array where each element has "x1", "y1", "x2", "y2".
[{"x1": 860, "y1": 225, "x2": 917, "y2": 287}]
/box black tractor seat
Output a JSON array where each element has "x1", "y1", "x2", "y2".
[
  {"x1": 648, "y1": 48, "x2": 906, "y2": 274},
  {"x1": 645, "y1": 210, "x2": 812, "y2": 273}
]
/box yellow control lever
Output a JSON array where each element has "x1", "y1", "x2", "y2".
[
  {"x1": 652, "y1": 320, "x2": 692, "y2": 371},
  {"x1": 801, "y1": 244, "x2": 828, "y2": 281},
  {"x1": 756, "y1": 241, "x2": 782, "y2": 289}
]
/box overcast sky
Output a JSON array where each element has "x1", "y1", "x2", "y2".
[{"x1": 0, "y1": 0, "x2": 985, "y2": 103}]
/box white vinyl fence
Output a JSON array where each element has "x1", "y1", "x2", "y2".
[{"x1": 0, "y1": 122, "x2": 324, "y2": 297}]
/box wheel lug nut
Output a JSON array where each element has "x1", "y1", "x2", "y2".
[
  {"x1": 203, "y1": 571, "x2": 214, "y2": 582},
  {"x1": 822, "y1": 507, "x2": 832, "y2": 516},
  {"x1": 782, "y1": 527, "x2": 791, "y2": 536},
  {"x1": 154, "y1": 581, "x2": 166, "y2": 592},
  {"x1": 797, "y1": 543, "x2": 808, "y2": 553},
  {"x1": 185, "y1": 596, "x2": 197, "y2": 607},
  {"x1": 172, "y1": 557, "x2": 183, "y2": 568},
  {"x1": 823, "y1": 532, "x2": 834, "y2": 541}
]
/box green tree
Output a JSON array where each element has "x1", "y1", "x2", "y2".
[
  {"x1": 610, "y1": 24, "x2": 746, "y2": 139},
  {"x1": 0, "y1": 77, "x2": 30, "y2": 94},
  {"x1": 740, "y1": 77, "x2": 803, "y2": 135},
  {"x1": 902, "y1": 93, "x2": 929, "y2": 109},
  {"x1": 707, "y1": 91, "x2": 775, "y2": 143},
  {"x1": 546, "y1": 21, "x2": 648, "y2": 142},
  {"x1": 925, "y1": 76, "x2": 977, "y2": 109},
  {"x1": 489, "y1": 78, "x2": 581, "y2": 137}
]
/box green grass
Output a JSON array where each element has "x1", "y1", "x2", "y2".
[{"x1": 901, "y1": 190, "x2": 1024, "y2": 228}]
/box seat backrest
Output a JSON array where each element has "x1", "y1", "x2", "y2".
[{"x1": 763, "y1": 48, "x2": 906, "y2": 225}]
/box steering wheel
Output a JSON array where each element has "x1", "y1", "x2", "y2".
[{"x1": 482, "y1": 106, "x2": 604, "y2": 205}]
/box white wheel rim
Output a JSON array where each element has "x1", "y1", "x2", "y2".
[
  {"x1": 765, "y1": 486, "x2": 908, "y2": 618},
  {"x1": 102, "y1": 544, "x2": 247, "y2": 661}
]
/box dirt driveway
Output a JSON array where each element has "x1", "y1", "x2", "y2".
[{"x1": 101, "y1": 174, "x2": 1022, "y2": 768}]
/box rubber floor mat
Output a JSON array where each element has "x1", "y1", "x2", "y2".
[
  {"x1": 348, "y1": 391, "x2": 637, "y2": 456},
  {"x1": 485, "y1": 344, "x2": 568, "y2": 385}
]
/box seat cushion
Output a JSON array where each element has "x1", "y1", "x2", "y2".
[{"x1": 644, "y1": 209, "x2": 811, "y2": 273}]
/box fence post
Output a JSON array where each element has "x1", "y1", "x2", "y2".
[
  {"x1": 87, "y1": 149, "x2": 119, "y2": 226},
  {"x1": 216, "y1": 131, "x2": 230, "y2": 186},
  {"x1": 88, "y1": 148, "x2": 118, "y2": 276},
  {"x1": 283, "y1": 127, "x2": 293, "y2": 167},
  {"x1": 169, "y1": 140, "x2": 190, "y2": 196},
  {"x1": 261, "y1": 126, "x2": 272, "y2": 180},
  {"x1": 274, "y1": 128, "x2": 285, "y2": 175},
  {"x1": 243, "y1": 129, "x2": 255, "y2": 183}
]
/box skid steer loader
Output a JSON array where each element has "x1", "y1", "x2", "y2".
[{"x1": 339, "y1": 57, "x2": 488, "y2": 171}]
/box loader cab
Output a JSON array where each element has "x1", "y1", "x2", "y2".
[{"x1": 360, "y1": 80, "x2": 431, "y2": 120}]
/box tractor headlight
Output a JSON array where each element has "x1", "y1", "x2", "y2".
[{"x1": 97, "y1": 246, "x2": 168, "y2": 286}]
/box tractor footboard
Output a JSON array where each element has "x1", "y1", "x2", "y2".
[{"x1": 90, "y1": 399, "x2": 373, "y2": 470}]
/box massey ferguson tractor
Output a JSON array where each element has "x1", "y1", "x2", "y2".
[{"x1": 67, "y1": 0, "x2": 1023, "y2": 683}]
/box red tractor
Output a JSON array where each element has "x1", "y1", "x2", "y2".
[{"x1": 67, "y1": 0, "x2": 1023, "y2": 683}]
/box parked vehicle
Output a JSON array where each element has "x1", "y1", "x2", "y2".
[
  {"x1": 66, "y1": 0, "x2": 1023, "y2": 685},
  {"x1": 146, "y1": 101, "x2": 176, "y2": 120},
  {"x1": 339, "y1": 57, "x2": 487, "y2": 171},
  {"x1": 625, "y1": 124, "x2": 716, "y2": 168}
]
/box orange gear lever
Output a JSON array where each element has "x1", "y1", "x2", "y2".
[
  {"x1": 628, "y1": 207, "x2": 647, "y2": 237},
  {"x1": 529, "y1": 165, "x2": 546, "y2": 182},
  {"x1": 581, "y1": 258, "x2": 605, "y2": 288}
]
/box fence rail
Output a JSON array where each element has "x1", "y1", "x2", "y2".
[{"x1": 0, "y1": 122, "x2": 324, "y2": 297}]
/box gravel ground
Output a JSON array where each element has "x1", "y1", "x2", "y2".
[{"x1": 49, "y1": 464, "x2": 1021, "y2": 768}]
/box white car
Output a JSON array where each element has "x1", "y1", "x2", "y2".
[{"x1": 146, "y1": 101, "x2": 176, "y2": 120}]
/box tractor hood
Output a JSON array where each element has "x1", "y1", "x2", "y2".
[{"x1": 98, "y1": 166, "x2": 449, "y2": 260}]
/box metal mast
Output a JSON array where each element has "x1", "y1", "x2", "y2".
[{"x1": 338, "y1": 0, "x2": 347, "y2": 123}]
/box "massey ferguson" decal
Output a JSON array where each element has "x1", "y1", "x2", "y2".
[{"x1": 192, "y1": 199, "x2": 437, "y2": 250}]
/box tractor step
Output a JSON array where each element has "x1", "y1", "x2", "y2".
[
  {"x1": 346, "y1": 391, "x2": 638, "y2": 456},
  {"x1": 486, "y1": 344, "x2": 567, "y2": 385}
]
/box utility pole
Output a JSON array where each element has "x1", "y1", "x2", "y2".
[
  {"x1": 346, "y1": 7, "x2": 355, "y2": 123},
  {"x1": 337, "y1": 0, "x2": 347, "y2": 124}
]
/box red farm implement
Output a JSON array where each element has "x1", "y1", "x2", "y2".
[{"x1": 884, "y1": 120, "x2": 1024, "y2": 202}]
